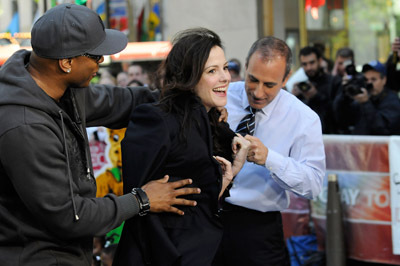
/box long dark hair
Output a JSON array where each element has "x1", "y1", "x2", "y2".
[{"x1": 157, "y1": 27, "x2": 223, "y2": 140}]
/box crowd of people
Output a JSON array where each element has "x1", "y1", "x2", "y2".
[
  {"x1": 290, "y1": 40, "x2": 400, "y2": 135},
  {"x1": 0, "y1": 3, "x2": 399, "y2": 266}
]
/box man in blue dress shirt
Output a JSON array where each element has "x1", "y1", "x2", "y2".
[{"x1": 214, "y1": 37, "x2": 326, "y2": 265}]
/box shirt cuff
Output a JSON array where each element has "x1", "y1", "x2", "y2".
[{"x1": 265, "y1": 148, "x2": 286, "y2": 176}]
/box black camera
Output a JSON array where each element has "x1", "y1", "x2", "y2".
[
  {"x1": 298, "y1": 81, "x2": 311, "y2": 92},
  {"x1": 345, "y1": 64, "x2": 357, "y2": 76},
  {"x1": 343, "y1": 74, "x2": 373, "y2": 96},
  {"x1": 344, "y1": 60, "x2": 357, "y2": 76}
]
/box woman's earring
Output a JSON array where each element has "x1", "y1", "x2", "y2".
[{"x1": 66, "y1": 69, "x2": 71, "y2": 73}]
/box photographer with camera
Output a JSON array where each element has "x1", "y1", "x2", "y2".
[
  {"x1": 292, "y1": 46, "x2": 335, "y2": 133},
  {"x1": 333, "y1": 60, "x2": 400, "y2": 135},
  {"x1": 329, "y1": 48, "x2": 356, "y2": 103}
]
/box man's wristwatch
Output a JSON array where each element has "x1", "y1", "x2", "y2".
[{"x1": 131, "y1": 188, "x2": 150, "y2": 216}]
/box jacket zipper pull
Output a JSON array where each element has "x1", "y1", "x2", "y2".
[{"x1": 87, "y1": 168, "x2": 91, "y2": 179}]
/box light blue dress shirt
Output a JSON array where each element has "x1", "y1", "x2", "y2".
[{"x1": 225, "y1": 81, "x2": 326, "y2": 212}]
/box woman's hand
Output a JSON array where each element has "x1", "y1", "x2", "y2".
[
  {"x1": 216, "y1": 107, "x2": 228, "y2": 122},
  {"x1": 232, "y1": 133, "x2": 251, "y2": 176},
  {"x1": 214, "y1": 156, "x2": 233, "y2": 199}
]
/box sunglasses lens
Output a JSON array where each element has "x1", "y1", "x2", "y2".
[{"x1": 83, "y1": 54, "x2": 102, "y2": 62}]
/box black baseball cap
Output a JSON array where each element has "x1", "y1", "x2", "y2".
[{"x1": 31, "y1": 3, "x2": 128, "y2": 59}]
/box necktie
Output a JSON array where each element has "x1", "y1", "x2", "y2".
[{"x1": 235, "y1": 106, "x2": 258, "y2": 136}]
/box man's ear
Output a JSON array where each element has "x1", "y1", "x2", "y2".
[
  {"x1": 286, "y1": 69, "x2": 293, "y2": 80},
  {"x1": 282, "y1": 70, "x2": 291, "y2": 88},
  {"x1": 59, "y1": 58, "x2": 72, "y2": 74}
]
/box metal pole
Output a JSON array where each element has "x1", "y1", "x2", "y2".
[
  {"x1": 256, "y1": 0, "x2": 263, "y2": 38},
  {"x1": 105, "y1": 0, "x2": 110, "y2": 28},
  {"x1": 126, "y1": 0, "x2": 136, "y2": 42},
  {"x1": 299, "y1": 0, "x2": 308, "y2": 47},
  {"x1": 326, "y1": 174, "x2": 346, "y2": 266}
]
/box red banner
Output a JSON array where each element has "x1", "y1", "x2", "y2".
[{"x1": 283, "y1": 136, "x2": 400, "y2": 264}]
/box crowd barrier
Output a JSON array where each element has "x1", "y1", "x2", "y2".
[{"x1": 282, "y1": 135, "x2": 400, "y2": 264}]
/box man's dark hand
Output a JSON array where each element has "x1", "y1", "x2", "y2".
[{"x1": 142, "y1": 175, "x2": 201, "y2": 215}]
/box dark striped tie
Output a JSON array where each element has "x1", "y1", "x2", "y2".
[{"x1": 235, "y1": 106, "x2": 258, "y2": 136}]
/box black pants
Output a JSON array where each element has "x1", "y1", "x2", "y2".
[{"x1": 213, "y1": 203, "x2": 290, "y2": 266}]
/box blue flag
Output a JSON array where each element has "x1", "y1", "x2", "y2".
[{"x1": 6, "y1": 12, "x2": 19, "y2": 35}]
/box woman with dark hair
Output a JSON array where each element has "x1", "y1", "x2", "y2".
[{"x1": 113, "y1": 28, "x2": 250, "y2": 266}]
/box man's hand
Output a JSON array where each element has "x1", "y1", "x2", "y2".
[
  {"x1": 291, "y1": 83, "x2": 302, "y2": 96},
  {"x1": 216, "y1": 107, "x2": 228, "y2": 122},
  {"x1": 142, "y1": 175, "x2": 201, "y2": 216},
  {"x1": 352, "y1": 88, "x2": 369, "y2": 104},
  {"x1": 292, "y1": 82, "x2": 317, "y2": 100},
  {"x1": 301, "y1": 84, "x2": 318, "y2": 100},
  {"x1": 244, "y1": 135, "x2": 268, "y2": 165}
]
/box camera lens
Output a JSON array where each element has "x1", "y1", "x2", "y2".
[{"x1": 298, "y1": 82, "x2": 311, "y2": 92}]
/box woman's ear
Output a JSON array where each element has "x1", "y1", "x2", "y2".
[{"x1": 59, "y1": 58, "x2": 72, "y2": 74}]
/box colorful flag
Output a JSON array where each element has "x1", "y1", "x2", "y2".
[
  {"x1": 96, "y1": 2, "x2": 106, "y2": 21},
  {"x1": 148, "y1": 3, "x2": 160, "y2": 41}
]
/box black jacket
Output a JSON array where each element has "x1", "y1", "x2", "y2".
[
  {"x1": 297, "y1": 71, "x2": 334, "y2": 133},
  {"x1": 333, "y1": 87, "x2": 400, "y2": 135},
  {"x1": 0, "y1": 50, "x2": 157, "y2": 266},
  {"x1": 386, "y1": 54, "x2": 400, "y2": 92},
  {"x1": 114, "y1": 102, "x2": 235, "y2": 266}
]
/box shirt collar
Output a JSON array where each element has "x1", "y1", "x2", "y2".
[{"x1": 240, "y1": 87, "x2": 283, "y2": 118}]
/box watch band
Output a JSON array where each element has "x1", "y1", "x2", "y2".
[{"x1": 131, "y1": 188, "x2": 150, "y2": 216}]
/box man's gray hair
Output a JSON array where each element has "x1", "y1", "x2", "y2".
[{"x1": 245, "y1": 36, "x2": 292, "y2": 81}]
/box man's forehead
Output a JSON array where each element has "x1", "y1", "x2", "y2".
[
  {"x1": 364, "y1": 70, "x2": 381, "y2": 77},
  {"x1": 300, "y1": 53, "x2": 317, "y2": 62},
  {"x1": 129, "y1": 65, "x2": 143, "y2": 72},
  {"x1": 247, "y1": 53, "x2": 286, "y2": 81},
  {"x1": 337, "y1": 56, "x2": 350, "y2": 62},
  {"x1": 249, "y1": 51, "x2": 284, "y2": 65}
]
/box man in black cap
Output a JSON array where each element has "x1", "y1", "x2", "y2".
[
  {"x1": 0, "y1": 4, "x2": 200, "y2": 266},
  {"x1": 333, "y1": 60, "x2": 400, "y2": 135}
]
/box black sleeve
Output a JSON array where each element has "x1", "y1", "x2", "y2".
[
  {"x1": 332, "y1": 88, "x2": 360, "y2": 134},
  {"x1": 0, "y1": 123, "x2": 139, "y2": 239},
  {"x1": 85, "y1": 85, "x2": 158, "y2": 128},
  {"x1": 385, "y1": 54, "x2": 400, "y2": 92}
]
